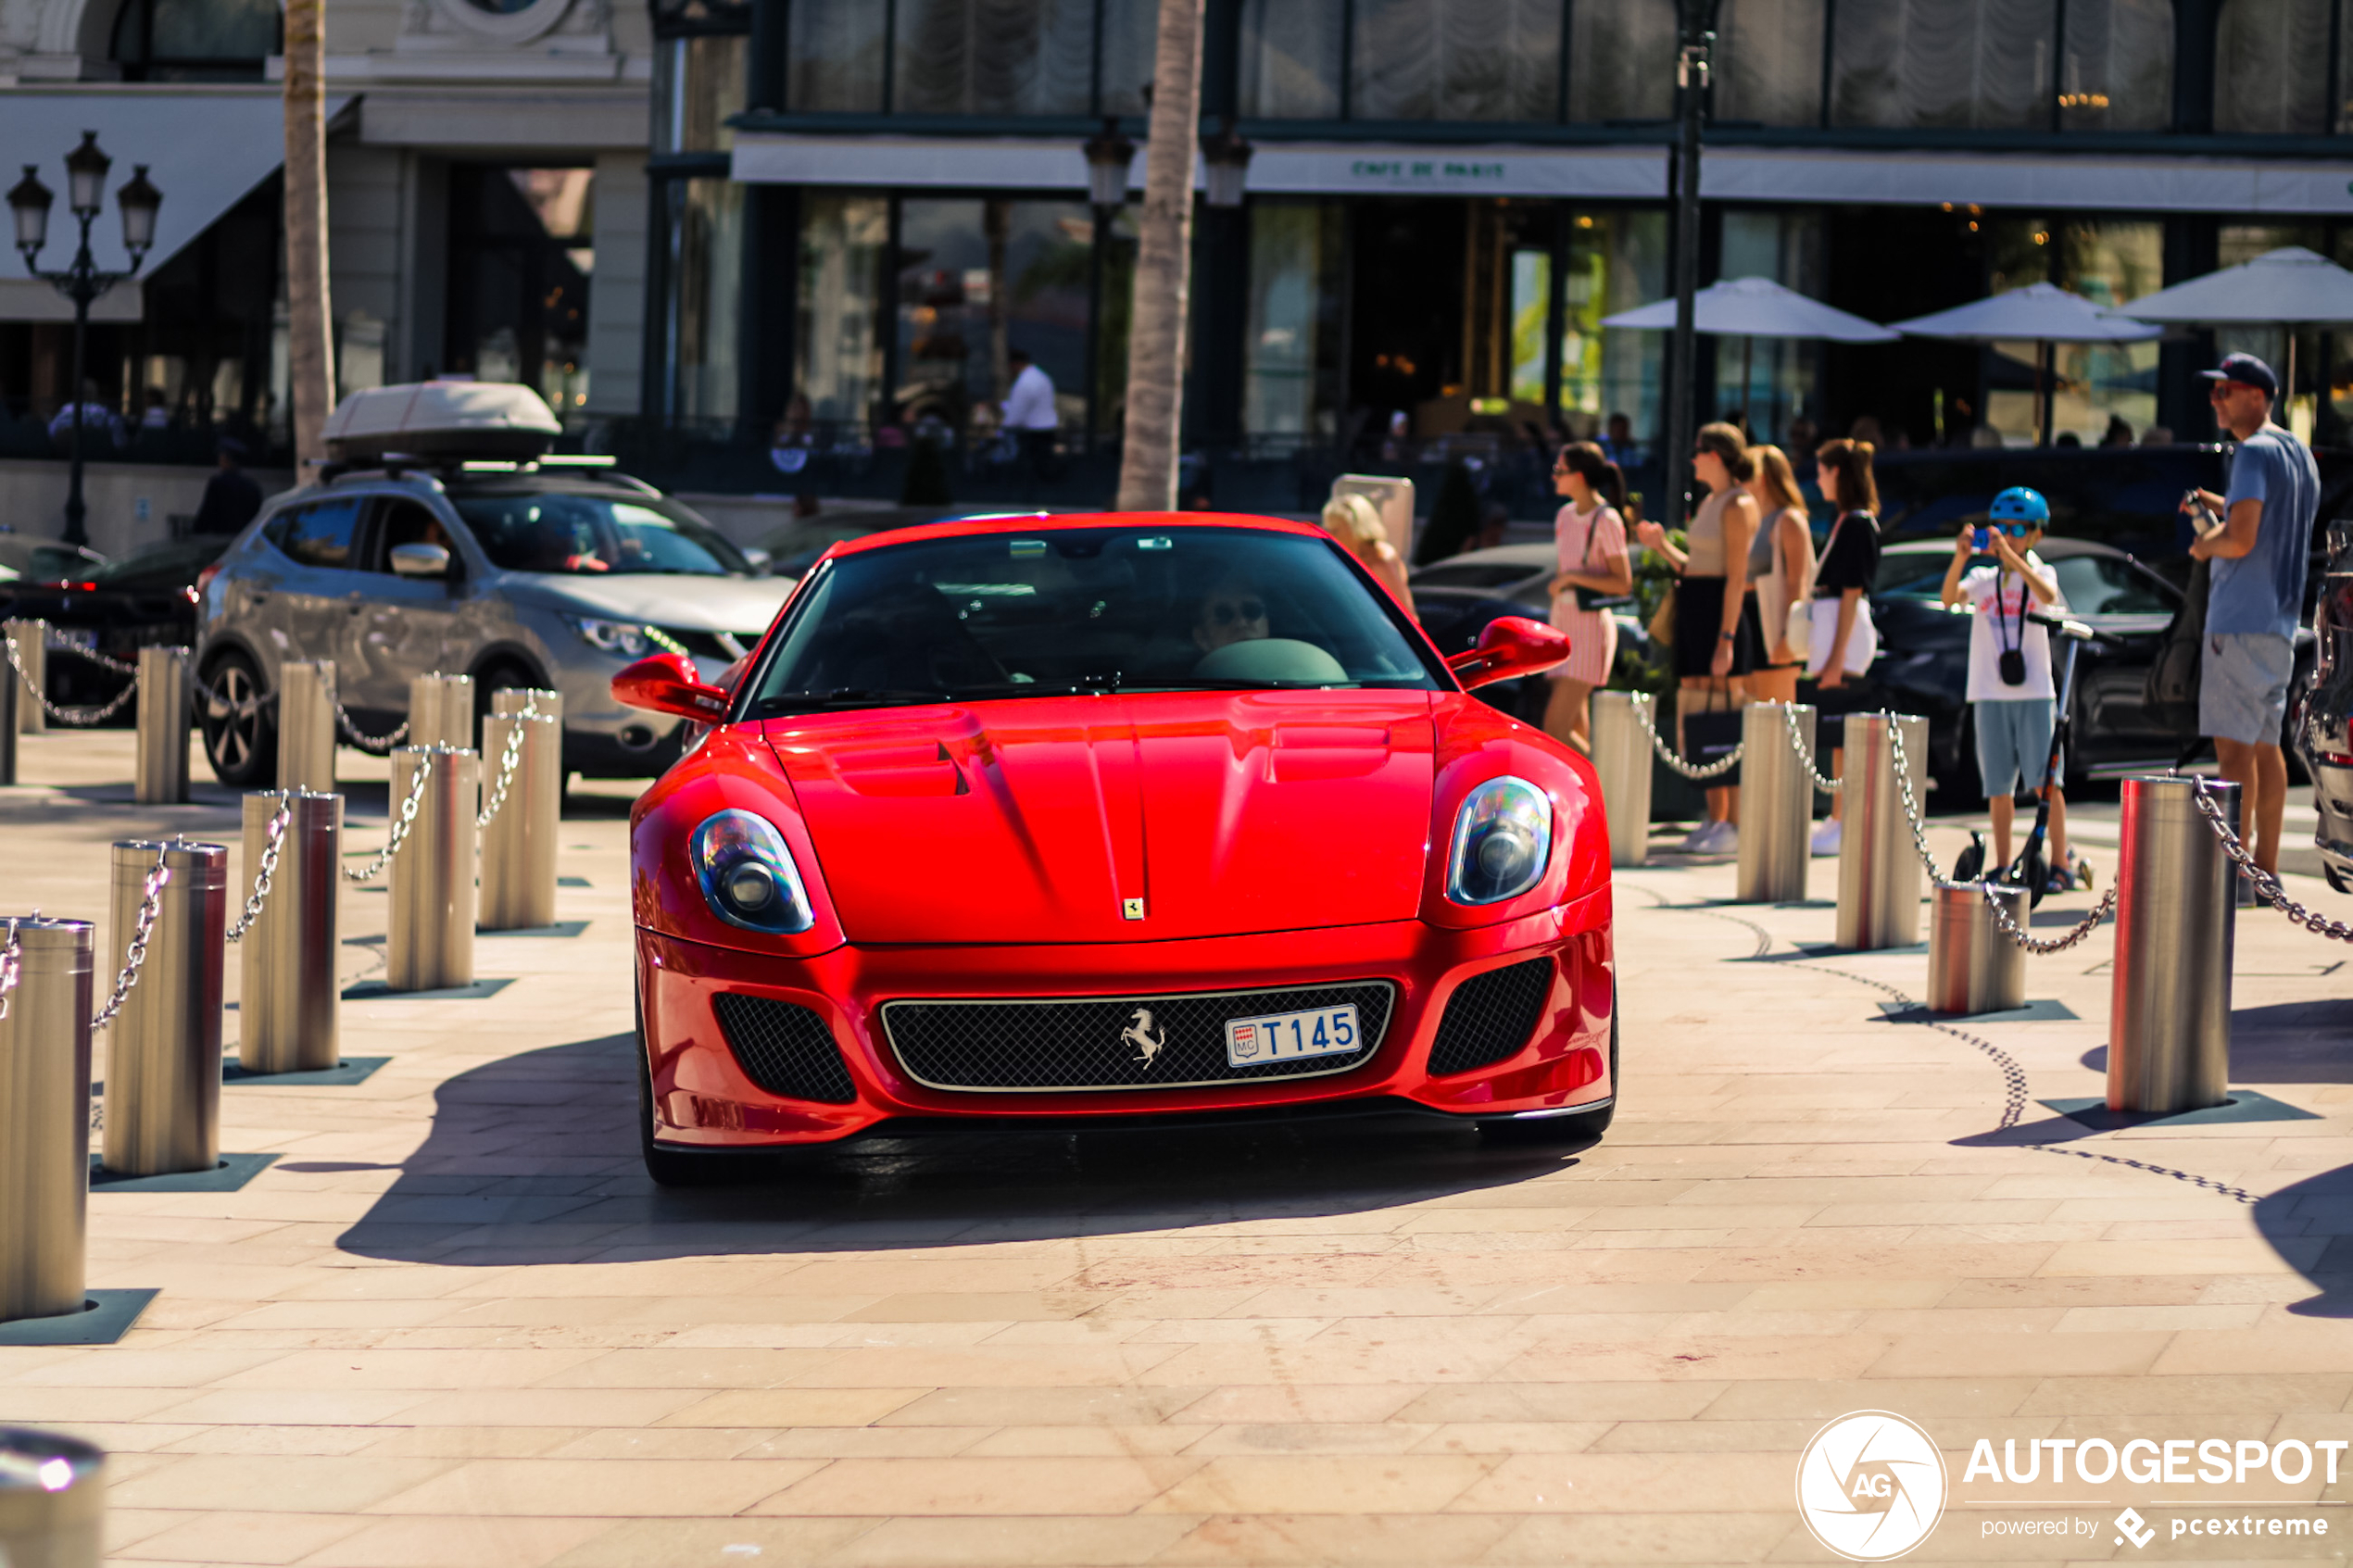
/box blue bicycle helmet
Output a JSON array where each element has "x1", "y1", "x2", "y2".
[{"x1": 1988, "y1": 486, "x2": 2050, "y2": 525}]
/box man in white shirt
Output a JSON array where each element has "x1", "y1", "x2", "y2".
[{"x1": 1000, "y1": 349, "x2": 1059, "y2": 479}]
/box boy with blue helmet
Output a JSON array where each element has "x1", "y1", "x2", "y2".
[{"x1": 1940, "y1": 486, "x2": 2088, "y2": 891}]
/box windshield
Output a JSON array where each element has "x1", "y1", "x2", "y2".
[
  {"x1": 0, "y1": 540, "x2": 101, "y2": 583},
  {"x1": 451, "y1": 490, "x2": 749, "y2": 576},
  {"x1": 85, "y1": 537, "x2": 226, "y2": 590},
  {"x1": 744, "y1": 526, "x2": 1441, "y2": 714}
]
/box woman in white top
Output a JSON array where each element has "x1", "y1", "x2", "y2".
[
  {"x1": 1321, "y1": 494, "x2": 1415, "y2": 618},
  {"x1": 1743, "y1": 444, "x2": 1816, "y2": 707},
  {"x1": 1541, "y1": 442, "x2": 1633, "y2": 753}
]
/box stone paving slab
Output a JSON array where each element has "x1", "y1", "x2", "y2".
[{"x1": 4, "y1": 732, "x2": 2353, "y2": 1565}]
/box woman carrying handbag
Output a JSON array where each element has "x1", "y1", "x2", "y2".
[
  {"x1": 1541, "y1": 442, "x2": 1634, "y2": 753},
  {"x1": 1804, "y1": 437, "x2": 1883, "y2": 856},
  {"x1": 1744, "y1": 444, "x2": 1816, "y2": 707}
]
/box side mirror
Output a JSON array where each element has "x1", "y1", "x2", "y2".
[
  {"x1": 388, "y1": 542, "x2": 450, "y2": 578},
  {"x1": 612, "y1": 652, "x2": 729, "y2": 721},
  {"x1": 1447, "y1": 615, "x2": 1568, "y2": 690},
  {"x1": 740, "y1": 546, "x2": 774, "y2": 578}
]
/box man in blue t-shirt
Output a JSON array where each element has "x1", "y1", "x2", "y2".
[{"x1": 2183, "y1": 352, "x2": 2318, "y2": 875}]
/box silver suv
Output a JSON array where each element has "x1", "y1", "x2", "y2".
[{"x1": 195, "y1": 464, "x2": 793, "y2": 785}]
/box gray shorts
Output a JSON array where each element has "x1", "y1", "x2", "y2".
[{"x1": 2200, "y1": 632, "x2": 2295, "y2": 746}]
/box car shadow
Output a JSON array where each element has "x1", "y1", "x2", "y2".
[
  {"x1": 332, "y1": 1032, "x2": 1577, "y2": 1265},
  {"x1": 2254, "y1": 1166, "x2": 2353, "y2": 1318}
]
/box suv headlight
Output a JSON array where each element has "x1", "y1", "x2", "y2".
[
  {"x1": 565, "y1": 615, "x2": 650, "y2": 657},
  {"x1": 1446, "y1": 776, "x2": 1553, "y2": 906},
  {"x1": 690, "y1": 809, "x2": 815, "y2": 934}
]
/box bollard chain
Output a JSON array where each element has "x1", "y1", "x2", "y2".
[
  {"x1": 226, "y1": 792, "x2": 294, "y2": 943},
  {"x1": 342, "y1": 751, "x2": 434, "y2": 883},
  {"x1": 48, "y1": 639, "x2": 142, "y2": 678},
  {"x1": 4, "y1": 631, "x2": 138, "y2": 726},
  {"x1": 335, "y1": 697, "x2": 409, "y2": 754},
  {"x1": 1781, "y1": 702, "x2": 1841, "y2": 793},
  {"x1": 0, "y1": 917, "x2": 19, "y2": 1023},
  {"x1": 1980, "y1": 879, "x2": 2117, "y2": 954},
  {"x1": 1631, "y1": 696, "x2": 1744, "y2": 779},
  {"x1": 1881, "y1": 715, "x2": 1946, "y2": 884},
  {"x1": 2190, "y1": 780, "x2": 2353, "y2": 943},
  {"x1": 476, "y1": 697, "x2": 539, "y2": 829},
  {"x1": 90, "y1": 844, "x2": 171, "y2": 1033}
]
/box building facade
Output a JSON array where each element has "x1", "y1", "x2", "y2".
[{"x1": 635, "y1": 0, "x2": 2353, "y2": 513}]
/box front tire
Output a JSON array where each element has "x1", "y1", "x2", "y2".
[{"x1": 200, "y1": 649, "x2": 277, "y2": 787}]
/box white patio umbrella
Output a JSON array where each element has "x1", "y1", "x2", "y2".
[
  {"x1": 2115, "y1": 245, "x2": 2353, "y2": 419},
  {"x1": 1601, "y1": 276, "x2": 1896, "y2": 438},
  {"x1": 1891, "y1": 282, "x2": 2161, "y2": 446}
]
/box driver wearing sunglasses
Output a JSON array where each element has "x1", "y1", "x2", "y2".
[{"x1": 1192, "y1": 577, "x2": 1272, "y2": 653}]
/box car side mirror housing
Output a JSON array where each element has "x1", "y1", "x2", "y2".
[
  {"x1": 388, "y1": 543, "x2": 450, "y2": 578},
  {"x1": 740, "y1": 546, "x2": 774, "y2": 578},
  {"x1": 1446, "y1": 615, "x2": 1568, "y2": 690},
  {"x1": 612, "y1": 652, "x2": 729, "y2": 721}
]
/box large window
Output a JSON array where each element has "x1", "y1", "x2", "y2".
[
  {"x1": 1566, "y1": 0, "x2": 1676, "y2": 121},
  {"x1": 2215, "y1": 0, "x2": 2334, "y2": 132},
  {"x1": 1716, "y1": 0, "x2": 1824, "y2": 125},
  {"x1": 112, "y1": 0, "x2": 278, "y2": 80},
  {"x1": 1557, "y1": 209, "x2": 1667, "y2": 450},
  {"x1": 1239, "y1": 0, "x2": 1342, "y2": 118},
  {"x1": 661, "y1": 178, "x2": 742, "y2": 423},
  {"x1": 1982, "y1": 218, "x2": 2163, "y2": 444},
  {"x1": 1831, "y1": 0, "x2": 2058, "y2": 129},
  {"x1": 796, "y1": 194, "x2": 889, "y2": 433},
  {"x1": 1352, "y1": 0, "x2": 1562, "y2": 120},
  {"x1": 2059, "y1": 0, "x2": 2173, "y2": 131},
  {"x1": 787, "y1": 0, "x2": 887, "y2": 111},
  {"x1": 895, "y1": 199, "x2": 1092, "y2": 438},
  {"x1": 1714, "y1": 209, "x2": 1825, "y2": 445},
  {"x1": 446, "y1": 168, "x2": 596, "y2": 415},
  {"x1": 1244, "y1": 203, "x2": 1345, "y2": 445},
  {"x1": 791, "y1": 0, "x2": 1157, "y2": 114}
]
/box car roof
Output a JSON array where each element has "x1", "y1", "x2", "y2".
[
  {"x1": 1411, "y1": 543, "x2": 1555, "y2": 571},
  {"x1": 1881, "y1": 536, "x2": 2130, "y2": 562},
  {"x1": 826, "y1": 510, "x2": 1330, "y2": 558}
]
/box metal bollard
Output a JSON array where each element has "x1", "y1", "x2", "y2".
[
  {"x1": 1926, "y1": 881, "x2": 2027, "y2": 1015},
  {"x1": 239, "y1": 791, "x2": 342, "y2": 1074},
  {"x1": 1590, "y1": 691, "x2": 1652, "y2": 867},
  {"x1": 480, "y1": 700, "x2": 562, "y2": 932},
  {"x1": 1735, "y1": 702, "x2": 1812, "y2": 904},
  {"x1": 0, "y1": 918, "x2": 94, "y2": 1325},
  {"x1": 1834, "y1": 711, "x2": 1930, "y2": 950},
  {"x1": 6, "y1": 619, "x2": 47, "y2": 735},
  {"x1": 133, "y1": 646, "x2": 190, "y2": 805},
  {"x1": 388, "y1": 746, "x2": 480, "y2": 992},
  {"x1": 0, "y1": 1427, "x2": 107, "y2": 1568},
  {"x1": 276, "y1": 659, "x2": 337, "y2": 794},
  {"x1": 99, "y1": 841, "x2": 228, "y2": 1177},
  {"x1": 408, "y1": 671, "x2": 477, "y2": 752},
  {"x1": 0, "y1": 646, "x2": 15, "y2": 784},
  {"x1": 2109, "y1": 775, "x2": 2237, "y2": 1115}
]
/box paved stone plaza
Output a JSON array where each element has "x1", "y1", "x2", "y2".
[{"x1": 6, "y1": 730, "x2": 2353, "y2": 1566}]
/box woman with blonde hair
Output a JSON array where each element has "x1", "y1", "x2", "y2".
[
  {"x1": 1743, "y1": 443, "x2": 1816, "y2": 706},
  {"x1": 1541, "y1": 441, "x2": 1633, "y2": 753},
  {"x1": 1321, "y1": 492, "x2": 1414, "y2": 617}
]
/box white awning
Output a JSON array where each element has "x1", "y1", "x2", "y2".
[{"x1": 0, "y1": 86, "x2": 353, "y2": 324}]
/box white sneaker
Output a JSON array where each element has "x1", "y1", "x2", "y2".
[
  {"x1": 1711, "y1": 821, "x2": 1738, "y2": 856},
  {"x1": 1810, "y1": 819, "x2": 1843, "y2": 857},
  {"x1": 1679, "y1": 822, "x2": 1718, "y2": 853}
]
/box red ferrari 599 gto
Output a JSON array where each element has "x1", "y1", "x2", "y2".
[{"x1": 615, "y1": 511, "x2": 1617, "y2": 1183}]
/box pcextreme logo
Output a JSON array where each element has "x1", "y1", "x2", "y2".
[{"x1": 1794, "y1": 1411, "x2": 1948, "y2": 1562}]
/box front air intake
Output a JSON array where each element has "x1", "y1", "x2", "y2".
[
  {"x1": 711, "y1": 994, "x2": 857, "y2": 1103},
  {"x1": 1426, "y1": 958, "x2": 1554, "y2": 1076}
]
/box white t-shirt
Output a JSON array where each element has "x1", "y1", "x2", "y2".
[
  {"x1": 1960, "y1": 551, "x2": 2068, "y2": 703},
  {"x1": 1001, "y1": 364, "x2": 1059, "y2": 431}
]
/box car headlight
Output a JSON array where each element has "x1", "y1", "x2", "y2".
[
  {"x1": 1446, "y1": 776, "x2": 1553, "y2": 906},
  {"x1": 565, "y1": 615, "x2": 651, "y2": 658},
  {"x1": 690, "y1": 809, "x2": 814, "y2": 934}
]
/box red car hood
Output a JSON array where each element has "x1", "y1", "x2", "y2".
[{"x1": 762, "y1": 691, "x2": 1437, "y2": 945}]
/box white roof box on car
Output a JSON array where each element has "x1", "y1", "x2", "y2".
[{"x1": 321, "y1": 381, "x2": 562, "y2": 461}]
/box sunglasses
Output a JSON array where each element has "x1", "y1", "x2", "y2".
[{"x1": 1210, "y1": 599, "x2": 1266, "y2": 625}]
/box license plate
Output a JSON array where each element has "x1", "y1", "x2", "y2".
[{"x1": 1225, "y1": 1004, "x2": 1360, "y2": 1067}]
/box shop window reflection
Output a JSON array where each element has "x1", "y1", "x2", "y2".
[
  {"x1": 1830, "y1": 0, "x2": 2057, "y2": 130},
  {"x1": 2215, "y1": 0, "x2": 2334, "y2": 132},
  {"x1": 1245, "y1": 203, "x2": 1344, "y2": 445},
  {"x1": 795, "y1": 194, "x2": 889, "y2": 440},
  {"x1": 2057, "y1": 0, "x2": 2172, "y2": 132},
  {"x1": 787, "y1": 0, "x2": 886, "y2": 111},
  {"x1": 1352, "y1": 0, "x2": 1562, "y2": 121}
]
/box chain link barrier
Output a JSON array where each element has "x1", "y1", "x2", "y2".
[
  {"x1": 225, "y1": 792, "x2": 294, "y2": 944},
  {"x1": 1881, "y1": 716, "x2": 1946, "y2": 884},
  {"x1": 341, "y1": 752, "x2": 435, "y2": 884},
  {"x1": 1781, "y1": 702, "x2": 1841, "y2": 793},
  {"x1": 1980, "y1": 880, "x2": 2116, "y2": 954},
  {"x1": 0, "y1": 917, "x2": 19, "y2": 1024},
  {"x1": 4, "y1": 631, "x2": 139, "y2": 727},
  {"x1": 334, "y1": 696, "x2": 409, "y2": 754},
  {"x1": 1632, "y1": 696, "x2": 1744, "y2": 780},
  {"x1": 90, "y1": 843, "x2": 171, "y2": 1034},
  {"x1": 51, "y1": 642, "x2": 142, "y2": 678},
  {"x1": 2189, "y1": 779, "x2": 2353, "y2": 944},
  {"x1": 476, "y1": 696, "x2": 539, "y2": 829}
]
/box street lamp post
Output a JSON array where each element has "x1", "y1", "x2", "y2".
[
  {"x1": 1664, "y1": 0, "x2": 1720, "y2": 533},
  {"x1": 1082, "y1": 117, "x2": 1138, "y2": 450},
  {"x1": 7, "y1": 132, "x2": 161, "y2": 547}
]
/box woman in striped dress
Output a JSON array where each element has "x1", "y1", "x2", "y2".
[{"x1": 1541, "y1": 441, "x2": 1633, "y2": 753}]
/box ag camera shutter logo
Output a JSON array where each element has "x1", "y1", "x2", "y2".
[{"x1": 1795, "y1": 1411, "x2": 1947, "y2": 1562}]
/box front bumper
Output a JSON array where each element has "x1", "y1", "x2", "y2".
[{"x1": 636, "y1": 904, "x2": 1615, "y2": 1148}]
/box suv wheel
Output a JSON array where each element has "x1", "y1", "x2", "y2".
[{"x1": 200, "y1": 650, "x2": 277, "y2": 787}]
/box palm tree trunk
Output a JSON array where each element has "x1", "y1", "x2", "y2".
[
  {"x1": 1113, "y1": 0, "x2": 1204, "y2": 513},
  {"x1": 283, "y1": 0, "x2": 334, "y2": 465}
]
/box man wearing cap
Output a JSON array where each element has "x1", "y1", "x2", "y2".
[{"x1": 2183, "y1": 351, "x2": 2318, "y2": 876}]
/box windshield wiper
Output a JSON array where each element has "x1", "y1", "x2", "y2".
[{"x1": 751, "y1": 688, "x2": 953, "y2": 713}]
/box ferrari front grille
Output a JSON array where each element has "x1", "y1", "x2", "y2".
[
  {"x1": 879, "y1": 981, "x2": 1396, "y2": 1093},
  {"x1": 1425, "y1": 958, "x2": 1554, "y2": 1076},
  {"x1": 711, "y1": 993, "x2": 857, "y2": 1103}
]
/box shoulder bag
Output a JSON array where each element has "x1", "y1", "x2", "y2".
[
  {"x1": 2142, "y1": 556, "x2": 2210, "y2": 736},
  {"x1": 1572, "y1": 507, "x2": 1633, "y2": 612}
]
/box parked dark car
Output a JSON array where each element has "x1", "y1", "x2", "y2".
[
  {"x1": 1408, "y1": 543, "x2": 1650, "y2": 725},
  {"x1": 0, "y1": 532, "x2": 107, "y2": 590},
  {"x1": 1, "y1": 535, "x2": 229, "y2": 714},
  {"x1": 2297, "y1": 519, "x2": 2353, "y2": 892}
]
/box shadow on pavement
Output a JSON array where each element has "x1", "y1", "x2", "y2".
[
  {"x1": 2253, "y1": 1167, "x2": 2353, "y2": 1318},
  {"x1": 333, "y1": 1031, "x2": 1570, "y2": 1265},
  {"x1": 2079, "y1": 996, "x2": 2353, "y2": 1085}
]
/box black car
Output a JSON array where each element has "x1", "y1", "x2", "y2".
[
  {"x1": 1407, "y1": 543, "x2": 1652, "y2": 725},
  {"x1": 2297, "y1": 520, "x2": 2353, "y2": 891},
  {"x1": 1, "y1": 535, "x2": 229, "y2": 715}
]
